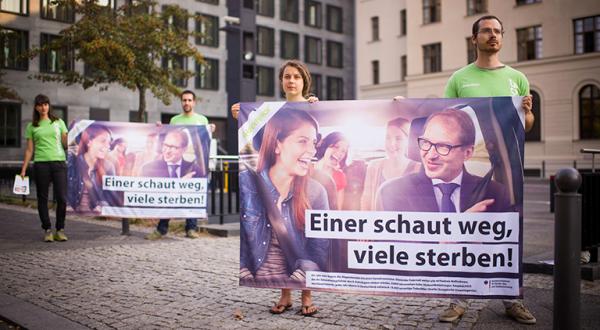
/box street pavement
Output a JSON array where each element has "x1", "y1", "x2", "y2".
[{"x1": 1, "y1": 180, "x2": 599, "y2": 329}]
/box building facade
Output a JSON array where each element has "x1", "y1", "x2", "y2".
[
  {"x1": 356, "y1": 0, "x2": 600, "y2": 177},
  {"x1": 0, "y1": 0, "x2": 355, "y2": 161}
]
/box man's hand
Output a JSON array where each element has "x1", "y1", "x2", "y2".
[
  {"x1": 393, "y1": 96, "x2": 405, "y2": 101},
  {"x1": 208, "y1": 123, "x2": 216, "y2": 133},
  {"x1": 231, "y1": 103, "x2": 240, "y2": 119},
  {"x1": 465, "y1": 199, "x2": 495, "y2": 212},
  {"x1": 307, "y1": 96, "x2": 319, "y2": 103},
  {"x1": 155, "y1": 121, "x2": 163, "y2": 127},
  {"x1": 182, "y1": 171, "x2": 196, "y2": 179},
  {"x1": 522, "y1": 95, "x2": 535, "y2": 132}
]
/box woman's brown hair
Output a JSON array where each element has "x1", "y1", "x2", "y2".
[
  {"x1": 32, "y1": 94, "x2": 59, "y2": 127},
  {"x1": 257, "y1": 108, "x2": 319, "y2": 230},
  {"x1": 278, "y1": 60, "x2": 312, "y2": 99},
  {"x1": 77, "y1": 123, "x2": 112, "y2": 187}
]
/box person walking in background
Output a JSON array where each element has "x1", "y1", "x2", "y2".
[
  {"x1": 145, "y1": 90, "x2": 214, "y2": 240},
  {"x1": 232, "y1": 60, "x2": 323, "y2": 317},
  {"x1": 439, "y1": 15, "x2": 536, "y2": 325},
  {"x1": 20, "y1": 94, "x2": 69, "y2": 242}
]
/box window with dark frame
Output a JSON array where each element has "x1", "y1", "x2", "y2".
[
  {"x1": 371, "y1": 16, "x2": 379, "y2": 41},
  {"x1": 196, "y1": 57, "x2": 219, "y2": 90},
  {"x1": 574, "y1": 16, "x2": 600, "y2": 54},
  {"x1": 401, "y1": 55, "x2": 407, "y2": 81},
  {"x1": 516, "y1": 0, "x2": 541, "y2": 5},
  {"x1": 372, "y1": 60, "x2": 379, "y2": 85},
  {"x1": 96, "y1": 0, "x2": 117, "y2": 9},
  {"x1": 422, "y1": 43, "x2": 441, "y2": 73},
  {"x1": 256, "y1": 0, "x2": 274, "y2": 17},
  {"x1": 517, "y1": 25, "x2": 542, "y2": 61},
  {"x1": 0, "y1": 28, "x2": 28, "y2": 70},
  {"x1": 0, "y1": 102, "x2": 20, "y2": 148},
  {"x1": 89, "y1": 108, "x2": 110, "y2": 121},
  {"x1": 39, "y1": 33, "x2": 74, "y2": 74},
  {"x1": 163, "y1": 5, "x2": 188, "y2": 33},
  {"x1": 0, "y1": 0, "x2": 28, "y2": 15},
  {"x1": 281, "y1": 0, "x2": 299, "y2": 23},
  {"x1": 579, "y1": 84, "x2": 600, "y2": 139},
  {"x1": 256, "y1": 26, "x2": 274, "y2": 57},
  {"x1": 326, "y1": 5, "x2": 343, "y2": 33},
  {"x1": 466, "y1": 37, "x2": 477, "y2": 63},
  {"x1": 52, "y1": 105, "x2": 67, "y2": 124},
  {"x1": 256, "y1": 66, "x2": 275, "y2": 96},
  {"x1": 311, "y1": 73, "x2": 322, "y2": 99},
  {"x1": 197, "y1": 0, "x2": 219, "y2": 5},
  {"x1": 196, "y1": 13, "x2": 219, "y2": 47},
  {"x1": 305, "y1": 0, "x2": 322, "y2": 28},
  {"x1": 326, "y1": 40, "x2": 343, "y2": 68},
  {"x1": 466, "y1": 0, "x2": 487, "y2": 16},
  {"x1": 162, "y1": 55, "x2": 187, "y2": 87},
  {"x1": 41, "y1": 0, "x2": 75, "y2": 23},
  {"x1": 305, "y1": 36, "x2": 322, "y2": 64},
  {"x1": 423, "y1": 0, "x2": 441, "y2": 24},
  {"x1": 326, "y1": 76, "x2": 343, "y2": 100},
  {"x1": 400, "y1": 9, "x2": 407, "y2": 36},
  {"x1": 243, "y1": 0, "x2": 254, "y2": 9},
  {"x1": 525, "y1": 91, "x2": 541, "y2": 142},
  {"x1": 280, "y1": 31, "x2": 299, "y2": 59},
  {"x1": 129, "y1": 111, "x2": 148, "y2": 123}
]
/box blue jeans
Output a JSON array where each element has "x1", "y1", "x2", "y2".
[{"x1": 156, "y1": 218, "x2": 197, "y2": 235}]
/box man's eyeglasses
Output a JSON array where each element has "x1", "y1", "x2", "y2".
[
  {"x1": 417, "y1": 138, "x2": 463, "y2": 156},
  {"x1": 162, "y1": 143, "x2": 183, "y2": 151}
]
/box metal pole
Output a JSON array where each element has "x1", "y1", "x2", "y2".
[
  {"x1": 121, "y1": 218, "x2": 130, "y2": 235},
  {"x1": 542, "y1": 160, "x2": 545, "y2": 178},
  {"x1": 553, "y1": 168, "x2": 582, "y2": 330}
]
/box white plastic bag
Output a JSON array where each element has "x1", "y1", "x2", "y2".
[{"x1": 13, "y1": 175, "x2": 30, "y2": 195}]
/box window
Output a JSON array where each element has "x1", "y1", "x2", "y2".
[
  {"x1": 96, "y1": 0, "x2": 117, "y2": 9},
  {"x1": 281, "y1": 0, "x2": 299, "y2": 23},
  {"x1": 256, "y1": 0, "x2": 274, "y2": 17},
  {"x1": 327, "y1": 76, "x2": 343, "y2": 100},
  {"x1": 164, "y1": 5, "x2": 187, "y2": 33},
  {"x1": 256, "y1": 66, "x2": 274, "y2": 96},
  {"x1": 423, "y1": 0, "x2": 441, "y2": 24},
  {"x1": 466, "y1": 0, "x2": 486, "y2": 16},
  {"x1": 196, "y1": 13, "x2": 219, "y2": 47},
  {"x1": 280, "y1": 31, "x2": 299, "y2": 59},
  {"x1": 305, "y1": 36, "x2": 322, "y2": 64},
  {"x1": 371, "y1": 16, "x2": 379, "y2": 41},
  {"x1": 41, "y1": 0, "x2": 74, "y2": 22},
  {"x1": 311, "y1": 73, "x2": 322, "y2": 98},
  {"x1": 574, "y1": 16, "x2": 600, "y2": 54},
  {"x1": 256, "y1": 26, "x2": 274, "y2": 57},
  {"x1": 0, "y1": 102, "x2": 20, "y2": 147},
  {"x1": 39, "y1": 33, "x2": 74, "y2": 74},
  {"x1": 517, "y1": 25, "x2": 542, "y2": 61},
  {"x1": 0, "y1": 28, "x2": 28, "y2": 70},
  {"x1": 400, "y1": 10, "x2": 407, "y2": 36},
  {"x1": 0, "y1": 0, "x2": 28, "y2": 15},
  {"x1": 372, "y1": 60, "x2": 379, "y2": 85},
  {"x1": 243, "y1": 0, "x2": 254, "y2": 9},
  {"x1": 466, "y1": 37, "x2": 477, "y2": 63},
  {"x1": 129, "y1": 111, "x2": 147, "y2": 123},
  {"x1": 400, "y1": 55, "x2": 407, "y2": 81},
  {"x1": 162, "y1": 55, "x2": 187, "y2": 87},
  {"x1": 52, "y1": 106, "x2": 67, "y2": 124},
  {"x1": 305, "y1": 0, "x2": 322, "y2": 28},
  {"x1": 196, "y1": 58, "x2": 219, "y2": 90},
  {"x1": 197, "y1": 0, "x2": 219, "y2": 4},
  {"x1": 525, "y1": 91, "x2": 541, "y2": 142},
  {"x1": 423, "y1": 43, "x2": 441, "y2": 73},
  {"x1": 326, "y1": 5, "x2": 343, "y2": 33},
  {"x1": 89, "y1": 108, "x2": 110, "y2": 121},
  {"x1": 579, "y1": 84, "x2": 600, "y2": 139},
  {"x1": 516, "y1": 0, "x2": 541, "y2": 5},
  {"x1": 326, "y1": 40, "x2": 343, "y2": 68}
]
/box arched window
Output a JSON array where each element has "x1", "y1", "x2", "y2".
[
  {"x1": 579, "y1": 84, "x2": 600, "y2": 139},
  {"x1": 525, "y1": 90, "x2": 541, "y2": 141}
]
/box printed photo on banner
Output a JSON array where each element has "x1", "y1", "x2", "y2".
[
  {"x1": 237, "y1": 97, "x2": 525, "y2": 299},
  {"x1": 67, "y1": 120, "x2": 210, "y2": 219}
]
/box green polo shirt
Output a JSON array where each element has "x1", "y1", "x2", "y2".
[
  {"x1": 444, "y1": 63, "x2": 530, "y2": 98},
  {"x1": 169, "y1": 113, "x2": 208, "y2": 126},
  {"x1": 25, "y1": 119, "x2": 68, "y2": 162}
]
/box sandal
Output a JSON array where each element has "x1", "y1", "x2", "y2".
[
  {"x1": 269, "y1": 303, "x2": 292, "y2": 314},
  {"x1": 300, "y1": 304, "x2": 318, "y2": 317}
]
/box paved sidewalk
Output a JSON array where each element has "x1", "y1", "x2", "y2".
[{"x1": 0, "y1": 202, "x2": 599, "y2": 329}]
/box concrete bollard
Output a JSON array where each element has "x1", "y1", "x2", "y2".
[{"x1": 553, "y1": 168, "x2": 581, "y2": 330}]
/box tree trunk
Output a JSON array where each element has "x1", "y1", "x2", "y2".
[{"x1": 137, "y1": 86, "x2": 146, "y2": 122}]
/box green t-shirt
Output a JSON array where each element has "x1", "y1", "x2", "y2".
[
  {"x1": 25, "y1": 119, "x2": 68, "y2": 162},
  {"x1": 169, "y1": 112, "x2": 208, "y2": 126},
  {"x1": 444, "y1": 63, "x2": 530, "y2": 98}
]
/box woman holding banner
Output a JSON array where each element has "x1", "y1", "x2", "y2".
[
  {"x1": 20, "y1": 94, "x2": 69, "y2": 242},
  {"x1": 235, "y1": 60, "x2": 326, "y2": 317},
  {"x1": 67, "y1": 123, "x2": 118, "y2": 215}
]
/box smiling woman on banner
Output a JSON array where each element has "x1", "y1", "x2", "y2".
[
  {"x1": 235, "y1": 60, "x2": 328, "y2": 317},
  {"x1": 67, "y1": 123, "x2": 118, "y2": 215},
  {"x1": 314, "y1": 132, "x2": 349, "y2": 209}
]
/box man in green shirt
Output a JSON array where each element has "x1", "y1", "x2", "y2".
[
  {"x1": 146, "y1": 90, "x2": 213, "y2": 240},
  {"x1": 439, "y1": 15, "x2": 536, "y2": 325}
]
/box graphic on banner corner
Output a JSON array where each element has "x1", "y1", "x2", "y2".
[{"x1": 237, "y1": 97, "x2": 525, "y2": 299}]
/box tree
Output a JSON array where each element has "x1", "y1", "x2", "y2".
[{"x1": 27, "y1": 0, "x2": 204, "y2": 122}]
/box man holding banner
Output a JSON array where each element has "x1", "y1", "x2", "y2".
[{"x1": 439, "y1": 15, "x2": 536, "y2": 325}]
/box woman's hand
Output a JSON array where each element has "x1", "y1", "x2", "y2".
[
  {"x1": 307, "y1": 96, "x2": 319, "y2": 103},
  {"x1": 393, "y1": 96, "x2": 405, "y2": 101},
  {"x1": 231, "y1": 103, "x2": 240, "y2": 119}
]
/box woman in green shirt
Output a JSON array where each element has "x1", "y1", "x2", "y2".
[{"x1": 20, "y1": 94, "x2": 69, "y2": 242}]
